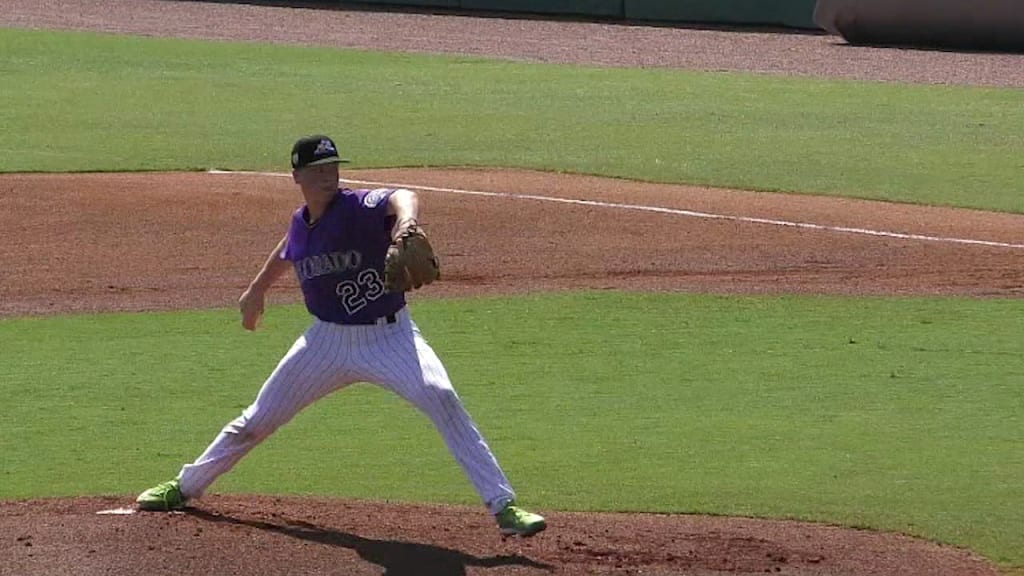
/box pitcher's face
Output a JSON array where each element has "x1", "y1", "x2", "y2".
[{"x1": 294, "y1": 162, "x2": 340, "y2": 197}]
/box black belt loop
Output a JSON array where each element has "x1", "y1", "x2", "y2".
[{"x1": 384, "y1": 313, "x2": 397, "y2": 325}]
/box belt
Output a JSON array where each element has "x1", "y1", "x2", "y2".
[{"x1": 340, "y1": 313, "x2": 398, "y2": 326}]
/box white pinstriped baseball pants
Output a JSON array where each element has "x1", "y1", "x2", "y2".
[{"x1": 176, "y1": 308, "x2": 516, "y2": 514}]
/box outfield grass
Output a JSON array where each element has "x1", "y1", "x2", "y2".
[
  {"x1": 1, "y1": 293, "x2": 1021, "y2": 564},
  {"x1": 0, "y1": 28, "x2": 1022, "y2": 212}
]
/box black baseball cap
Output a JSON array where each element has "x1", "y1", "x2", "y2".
[{"x1": 290, "y1": 135, "x2": 349, "y2": 169}]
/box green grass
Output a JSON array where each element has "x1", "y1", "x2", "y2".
[
  {"x1": 1, "y1": 28, "x2": 1023, "y2": 212},
  {"x1": 1, "y1": 293, "x2": 1022, "y2": 564}
]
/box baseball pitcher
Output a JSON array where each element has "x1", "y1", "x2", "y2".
[{"x1": 136, "y1": 135, "x2": 546, "y2": 537}]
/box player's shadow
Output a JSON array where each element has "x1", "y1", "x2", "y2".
[{"x1": 186, "y1": 508, "x2": 554, "y2": 576}]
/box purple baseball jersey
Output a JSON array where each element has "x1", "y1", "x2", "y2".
[{"x1": 280, "y1": 187, "x2": 405, "y2": 324}]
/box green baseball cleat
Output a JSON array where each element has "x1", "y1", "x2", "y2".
[
  {"x1": 495, "y1": 502, "x2": 547, "y2": 537},
  {"x1": 136, "y1": 479, "x2": 186, "y2": 511}
]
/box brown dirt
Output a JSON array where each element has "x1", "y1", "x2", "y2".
[
  {"x1": 2, "y1": 170, "x2": 1023, "y2": 318},
  {"x1": 1, "y1": 2, "x2": 1021, "y2": 575},
  {"x1": 1, "y1": 497, "x2": 1000, "y2": 576}
]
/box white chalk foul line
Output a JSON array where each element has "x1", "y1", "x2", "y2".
[{"x1": 208, "y1": 170, "x2": 1024, "y2": 250}]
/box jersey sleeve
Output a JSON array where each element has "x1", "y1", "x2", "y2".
[{"x1": 356, "y1": 187, "x2": 396, "y2": 214}]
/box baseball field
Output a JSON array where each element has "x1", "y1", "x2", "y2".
[{"x1": 1, "y1": 1, "x2": 1023, "y2": 575}]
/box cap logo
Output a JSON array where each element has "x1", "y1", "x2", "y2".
[{"x1": 315, "y1": 139, "x2": 337, "y2": 156}]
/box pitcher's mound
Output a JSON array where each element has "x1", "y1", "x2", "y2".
[{"x1": 1, "y1": 496, "x2": 997, "y2": 575}]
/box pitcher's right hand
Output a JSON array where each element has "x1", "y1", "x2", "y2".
[{"x1": 239, "y1": 287, "x2": 266, "y2": 331}]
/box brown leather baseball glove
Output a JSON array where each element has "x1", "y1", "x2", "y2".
[{"x1": 384, "y1": 219, "x2": 440, "y2": 292}]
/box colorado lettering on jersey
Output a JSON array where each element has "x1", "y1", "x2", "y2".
[{"x1": 294, "y1": 250, "x2": 363, "y2": 282}]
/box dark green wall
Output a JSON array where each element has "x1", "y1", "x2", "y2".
[
  {"x1": 624, "y1": 0, "x2": 818, "y2": 29},
  {"x1": 339, "y1": 0, "x2": 821, "y2": 30},
  {"x1": 459, "y1": 0, "x2": 623, "y2": 17},
  {"x1": 349, "y1": 0, "x2": 459, "y2": 6}
]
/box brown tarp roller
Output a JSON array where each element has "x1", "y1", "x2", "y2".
[{"x1": 814, "y1": 0, "x2": 1024, "y2": 52}]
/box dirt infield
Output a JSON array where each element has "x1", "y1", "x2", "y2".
[
  {"x1": 2, "y1": 169, "x2": 1023, "y2": 318},
  {"x1": 1, "y1": 2, "x2": 1022, "y2": 575}
]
